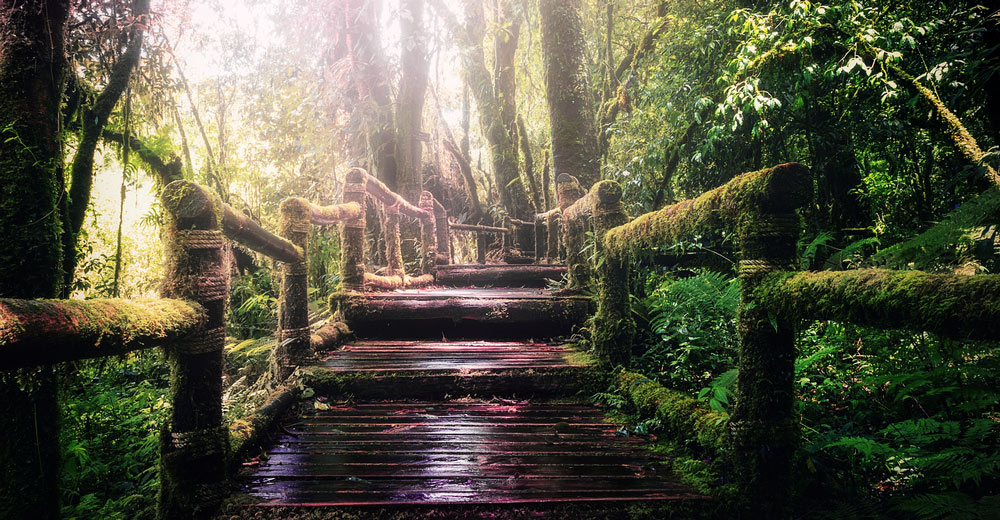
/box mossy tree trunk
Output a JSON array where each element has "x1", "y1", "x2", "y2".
[
  {"x1": 335, "y1": 0, "x2": 398, "y2": 189},
  {"x1": 540, "y1": 0, "x2": 600, "y2": 190},
  {"x1": 0, "y1": 1, "x2": 70, "y2": 518},
  {"x1": 395, "y1": 0, "x2": 430, "y2": 204},
  {"x1": 435, "y1": 0, "x2": 532, "y2": 219},
  {"x1": 730, "y1": 213, "x2": 800, "y2": 520}
]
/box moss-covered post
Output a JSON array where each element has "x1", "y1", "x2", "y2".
[
  {"x1": 534, "y1": 214, "x2": 548, "y2": 263},
  {"x1": 592, "y1": 181, "x2": 632, "y2": 366},
  {"x1": 476, "y1": 233, "x2": 487, "y2": 264},
  {"x1": 384, "y1": 203, "x2": 404, "y2": 277},
  {"x1": 546, "y1": 210, "x2": 561, "y2": 262},
  {"x1": 501, "y1": 214, "x2": 512, "y2": 259},
  {"x1": 159, "y1": 181, "x2": 230, "y2": 520},
  {"x1": 433, "y1": 200, "x2": 451, "y2": 264},
  {"x1": 556, "y1": 175, "x2": 583, "y2": 285},
  {"x1": 341, "y1": 168, "x2": 368, "y2": 290},
  {"x1": 729, "y1": 172, "x2": 808, "y2": 519},
  {"x1": 277, "y1": 198, "x2": 311, "y2": 380},
  {"x1": 557, "y1": 173, "x2": 584, "y2": 283},
  {"x1": 418, "y1": 191, "x2": 437, "y2": 273}
]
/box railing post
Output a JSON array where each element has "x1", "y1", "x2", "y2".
[
  {"x1": 158, "y1": 181, "x2": 230, "y2": 520},
  {"x1": 433, "y1": 200, "x2": 451, "y2": 264},
  {"x1": 500, "y1": 215, "x2": 511, "y2": 260},
  {"x1": 731, "y1": 211, "x2": 800, "y2": 519},
  {"x1": 556, "y1": 174, "x2": 585, "y2": 286},
  {"x1": 277, "y1": 198, "x2": 311, "y2": 380},
  {"x1": 592, "y1": 181, "x2": 632, "y2": 366},
  {"x1": 546, "y1": 210, "x2": 561, "y2": 262},
  {"x1": 384, "y1": 204, "x2": 404, "y2": 277},
  {"x1": 418, "y1": 191, "x2": 437, "y2": 274},
  {"x1": 475, "y1": 233, "x2": 487, "y2": 264},
  {"x1": 341, "y1": 168, "x2": 368, "y2": 290},
  {"x1": 534, "y1": 214, "x2": 547, "y2": 263}
]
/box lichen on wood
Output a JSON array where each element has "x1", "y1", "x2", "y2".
[
  {"x1": 603, "y1": 163, "x2": 811, "y2": 257},
  {"x1": 756, "y1": 269, "x2": 1000, "y2": 340},
  {"x1": 0, "y1": 298, "x2": 205, "y2": 369}
]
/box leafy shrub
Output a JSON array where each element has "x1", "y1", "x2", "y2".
[
  {"x1": 60, "y1": 353, "x2": 169, "y2": 520},
  {"x1": 228, "y1": 269, "x2": 278, "y2": 340},
  {"x1": 637, "y1": 270, "x2": 740, "y2": 395}
]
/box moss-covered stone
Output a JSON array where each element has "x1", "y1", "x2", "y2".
[{"x1": 757, "y1": 269, "x2": 1000, "y2": 340}]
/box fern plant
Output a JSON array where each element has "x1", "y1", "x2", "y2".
[{"x1": 638, "y1": 270, "x2": 740, "y2": 393}]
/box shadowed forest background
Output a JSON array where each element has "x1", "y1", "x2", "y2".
[{"x1": 1, "y1": 0, "x2": 999, "y2": 518}]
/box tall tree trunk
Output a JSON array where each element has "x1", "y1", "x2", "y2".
[
  {"x1": 395, "y1": 0, "x2": 430, "y2": 203},
  {"x1": 518, "y1": 115, "x2": 542, "y2": 212},
  {"x1": 344, "y1": 0, "x2": 398, "y2": 190},
  {"x1": 540, "y1": 0, "x2": 600, "y2": 189},
  {"x1": 63, "y1": 0, "x2": 149, "y2": 294},
  {"x1": 0, "y1": 1, "x2": 70, "y2": 518},
  {"x1": 494, "y1": 0, "x2": 521, "y2": 162},
  {"x1": 432, "y1": 0, "x2": 532, "y2": 219}
]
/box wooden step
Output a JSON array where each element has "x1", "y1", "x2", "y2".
[
  {"x1": 301, "y1": 340, "x2": 601, "y2": 400},
  {"x1": 434, "y1": 264, "x2": 566, "y2": 288},
  {"x1": 237, "y1": 400, "x2": 707, "y2": 513},
  {"x1": 334, "y1": 288, "x2": 590, "y2": 339}
]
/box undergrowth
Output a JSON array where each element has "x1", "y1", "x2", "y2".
[{"x1": 612, "y1": 268, "x2": 1000, "y2": 520}]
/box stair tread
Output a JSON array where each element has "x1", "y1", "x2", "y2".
[{"x1": 240, "y1": 400, "x2": 701, "y2": 507}]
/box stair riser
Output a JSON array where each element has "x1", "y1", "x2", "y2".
[{"x1": 302, "y1": 366, "x2": 606, "y2": 401}]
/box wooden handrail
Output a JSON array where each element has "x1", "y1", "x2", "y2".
[
  {"x1": 163, "y1": 180, "x2": 303, "y2": 263},
  {"x1": 0, "y1": 298, "x2": 205, "y2": 369},
  {"x1": 450, "y1": 222, "x2": 509, "y2": 233},
  {"x1": 281, "y1": 197, "x2": 362, "y2": 225}
]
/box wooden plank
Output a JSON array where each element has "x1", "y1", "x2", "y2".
[
  {"x1": 240, "y1": 400, "x2": 698, "y2": 507},
  {"x1": 434, "y1": 265, "x2": 566, "y2": 288}
]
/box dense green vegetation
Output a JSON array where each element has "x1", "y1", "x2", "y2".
[{"x1": 1, "y1": 0, "x2": 998, "y2": 518}]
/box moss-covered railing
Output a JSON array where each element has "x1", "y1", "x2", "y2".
[
  {"x1": 332, "y1": 167, "x2": 453, "y2": 291},
  {"x1": 567, "y1": 161, "x2": 1000, "y2": 518},
  {"x1": 565, "y1": 163, "x2": 809, "y2": 518},
  {"x1": 0, "y1": 176, "x2": 350, "y2": 519},
  {"x1": 531, "y1": 173, "x2": 586, "y2": 265}
]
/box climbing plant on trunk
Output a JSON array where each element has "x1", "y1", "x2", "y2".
[{"x1": 0, "y1": 1, "x2": 71, "y2": 518}]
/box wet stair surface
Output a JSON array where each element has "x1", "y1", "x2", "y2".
[{"x1": 236, "y1": 265, "x2": 708, "y2": 518}]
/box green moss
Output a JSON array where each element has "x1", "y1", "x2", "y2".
[
  {"x1": 756, "y1": 268, "x2": 1000, "y2": 339},
  {"x1": 614, "y1": 371, "x2": 727, "y2": 454},
  {"x1": 0, "y1": 298, "x2": 205, "y2": 366},
  {"x1": 603, "y1": 163, "x2": 810, "y2": 257}
]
